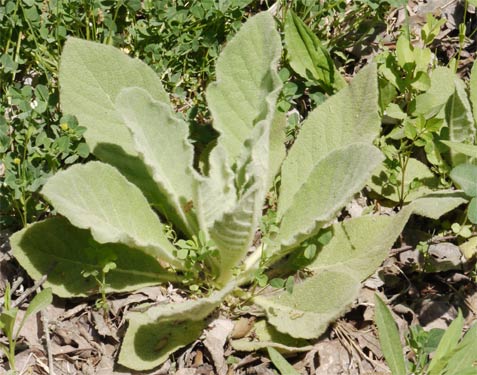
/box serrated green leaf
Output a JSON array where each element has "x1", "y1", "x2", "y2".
[
  {"x1": 277, "y1": 144, "x2": 383, "y2": 249},
  {"x1": 255, "y1": 267, "x2": 361, "y2": 339},
  {"x1": 374, "y1": 294, "x2": 407, "y2": 375},
  {"x1": 116, "y1": 87, "x2": 198, "y2": 235},
  {"x1": 284, "y1": 10, "x2": 345, "y2": 91},
  {"x1": 267, "y1": 347, "x2": 301, "y2": 375},
  {"x1": 11, "y1": 217, "x2": 178, "y2": 297},
  {"x1": 278, "y1": 64, "x2": 380, "y2": 219},
  {"x1": 445, "y1": 78, "x2": 476, "y2": 166},
  {"x1": 206, "y1": 12, "x2": 282, "y2": 162},
  {"x1": 119, "y1": 318, "x2": 204, "y2": 371},
  {"x1": 428, "y1": 310, "x2": 464, "y2": 375},
  {"x1": 41, "y1": 161, "x2": 181, "y2": 267},
  {"x1": 450, "y1": 163, "x2": 477, "y2": 197}
]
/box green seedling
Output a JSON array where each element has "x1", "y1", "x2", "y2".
[
  {"x1": 0, "y1": 284, "x2": 52, "y2": 373},
  {"x1": 9, "y1": 11, "x2": 467, "y2": 371},
  {"x1": 81, "y1": 256, "x2": 117, "y2": 312},
  {"x1": 375, "y1": 294, "x2": 477, "y2": 375}
]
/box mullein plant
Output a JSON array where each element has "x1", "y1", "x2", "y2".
[{"x1": 10, "y1": 11, "x2": 466, "y2": 370}]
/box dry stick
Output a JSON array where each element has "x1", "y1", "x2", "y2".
[
  {"x1": 9, "y1": 276, "x2": 24, "y2": 296},
  {"x1": 41, "y1": 304, "x2": 54, "y2": 375},
  {"x1": 10, "y1": 274, "x2": 48, "y2": 310}
]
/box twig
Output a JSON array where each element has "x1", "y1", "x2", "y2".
[
  {"x1": 9, "y1": 274, "x2": 48, "y2": 310},
  {"x1": 9, "y1": 277, "x2": 24, "y2": 296},
  {"x1": 41, "y1": 310, "x2": 54, "y2": 375}
]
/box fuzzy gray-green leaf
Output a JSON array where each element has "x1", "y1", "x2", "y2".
[
  {"x1": 60, "y1": 37, "x2": 169, "y2": 156},
  {"x1": 307, "y1": 212, "x2": 410, "y2": 280},
  {"x1": 60, "y1": 37, "x2": 180, "y2": 220},
  {"x1": 41, "y1": 161, "x2": 181, "y2": 267},
  {"x1": 278, "y1": 143, "x2": 383, "y2": 249},
  {"x1": 206, "y1": 12, "x2": 282, "y2": 162},
  {"x1": 278, "y1": 64, "x2": 380, "y2": 219},
  {"x1": 119, "y1": 280, "x2": 236, "y2": 370},
  {"x1": 116, "y1": 87, "x2": 198, "y2": 235},
  {"x1": 450, "y1": 164, "x2": 477, "y2": 197},
  {"x1": 119, "y1": 318, "x2": 204, "y2": 371},
  {"x1": 255, "y1": 267, "x2": 361, "y2": 339},
  {"x1": 10, "y1": 217, "x2": 177, "y2": 298}
]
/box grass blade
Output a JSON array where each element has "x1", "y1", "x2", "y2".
[
  {"x1": 374, "y1": 294, "x2": 407, "y2": 375},
  {"x1": 267, "y1": 347, "x2": 300, "y2": 375}
]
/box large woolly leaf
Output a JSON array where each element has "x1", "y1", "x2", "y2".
[
  {"x1": 277, "y1": 143, "x2": 383, "y2": 249},
  {"x1": 119, "y1": 319, "x2": 204, "y2": 371},
  {"x1": 259, "y1": 193, "x2": 465, "y2": 339},
  {"x1": 210, "y1": 111, "x2": 277, "y2": 283},
  {"x1": 194, "y1": 145, "x2": 237, "y2": 234},
  {"x1": 450, "y1": 164, "x2": 477, "y2": 197},
  {"x1": 60, "y1": 37, "x2": 169, "y2": 155},
  {"x1": 209, "y1": 185, "x2": 259, "y2": 283},
  {"x1": 41, "y1": 161, "x2": 181, "y2": 268},
  {"x1": 446, "y1": 78, "x2": 476, "y2": 166},
  {"x1": 414, "y1": 66, "x2": 455, "y2": 117},
  {"x1": 408, "y1": 191, "x2": 467, "y2": 219},
  {"x1": 278, "y1": 64, "x2": 380, "y2": 218},
  {"x1": 307, "y1": 212, "x2": 409, "y2": 279},
  {"x1": 116, "y1": 87, "x2": 198, "y2": 235},
  {"x1": 284, "y1": 10, "x2": 345, "y2": 91},
  {"x1": 267, "y1": 111, "x2": 287, "y2": 190},
  {"x1": 60, "y1": 38, "x2": 173, "y2": 212},
  {"x1": 255, "y1": 267, "x2": 361, "y2": 339},
  {"x1": 441, "y1": 140, "x2": 477, "y2": 159},
  {"x1": 10, "y1": 217, "x2": 177, "y2": 298},
  {"x1": 206, "y1": 12, "x2": 282, "y2": 162},
  {"x1": 119, "y1": 281, "x2": 235, "y2": 370},
  {"x1": 306, "y1": 192, "x2": 466, "y2": 275}
]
